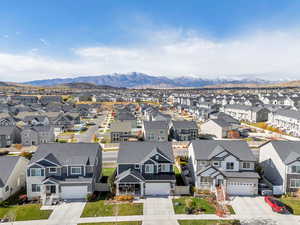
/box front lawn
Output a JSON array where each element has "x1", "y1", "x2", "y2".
[
  {"x1": 173, "y1": 197, "x2": 216, "y2": 214},
  {"x1": 81, "y1": 200, "x2": 143, "y2": 217},
  {"x1": 0, "y1": 204, "x2": 52, "y2": 221},
  {"x1": 80, "y1": 222, "x2": 142, "y2": 225},
  {"x1": 178, "y1": 220, "x2": 240, "y2": 225},
  {"x1": 279, "y1": 197, "x2": 300, "y2": 215}
]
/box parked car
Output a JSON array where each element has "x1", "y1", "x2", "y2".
[
  {"x1": 264, "y1": 196, "x2": 288, "y2": 213},
  {"x1": 258, "y1": 182, "x2": 273, "y2": 196}
]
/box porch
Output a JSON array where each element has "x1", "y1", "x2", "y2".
[{"x1": 116, "y1": 183, "x2": 143, "y2": 196}]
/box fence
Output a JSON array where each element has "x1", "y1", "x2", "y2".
[
  {"x1": 174, "y1": 186, "x2": 190, "y2": 195},
  {"x1": 95, "y1": 183, "x2": 110, "y2": 192}
]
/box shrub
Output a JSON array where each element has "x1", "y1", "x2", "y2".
[
  {"x1": 20, "y1": 151, "x2": 33, "y2": 160},
  {"x1": 15, "y1": 144, "x2": 23, "y2": 150},
  {"x1": 114, "y1": 195, "x2": 134, "y2": 201},
  {"x1": 86, "y1": 193, "x2": 97, "y2": 202}
]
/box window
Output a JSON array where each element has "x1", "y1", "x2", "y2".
[
  {"x1": 5, "y1": 186, "x2": 9, "y2": 192},
  {"x1": 161, "y1": 164, "x2": 169, "y2": 172},
  {"x1": 290, "y1": 179, "x2": 300, "y2": 188},
  {"x1": 291, "y1": 166, "x2": 300, "y2": 174},
  {"x1": 155, "y1": 155, "x2": 159, "y2": 160},
  {"x1": 243, "y1": 162, "x2": 251, "y2": 169},
  {"x1": 135, "y1": 164, "x2": 140, "y2": 170},
  {"x1": 30, "y1": 168, "x2": 44, "y2": 176},
  {"x1": 49, "y1": 167, "x2": 57, "y2": 173},
  {"x1": 32, "y1": 184, "x2": 41, "y2": 192},
  {"x1": 71, "y1": 167, "x2": 82, "y2": 175},
  {"x1": 145, "y1": 164, "x2": 154, "y2": 173},
  {"x1": 226, "y1": 162, "x2": 234, "y2": 170},
  {"x1": 213, "y1": 162, "x2": 220, "y2": 167}
]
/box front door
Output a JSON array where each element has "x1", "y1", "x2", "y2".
[
  {"x1": 216, "y1": 179, "x2": 223, "y2": 187},
  {"x1": 50, "y1": 185, "x2": 56, "y2": 194}
]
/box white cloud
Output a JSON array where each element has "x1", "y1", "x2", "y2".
[{"x1": 1, "y1": 29, "x2": 300, "y2": 82}]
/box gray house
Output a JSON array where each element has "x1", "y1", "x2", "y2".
[
  {"x1": 110, "y1": 121, "x2": 134, "y2": 143},
  {"x1": 142, "y1": 121, "x2": 169, "y2": 142},
  {"x1": 170, "y1": 120, "x2": 198, "y2": 141},
  {"x1": 0, "y1": 156, "x2": 29, "y2": 201},
  {"x1": 260, "y1": 141, "x2": 300, "y2": 194},
  {"x1": 26, "y1": 143, "x2": 102, "y2": 204},
  {"x1": 0, "y1": 126, "x2": 21, "y2": 148},
  {"x1": 189, "y1": 140, "x2": 259, "y2": 196},
  {"x1": 115, "y1": 142, "x2": 175, "y2": 196},
  {"x1": 21, "y1": 125, "x2": 55, "y2": 146}
]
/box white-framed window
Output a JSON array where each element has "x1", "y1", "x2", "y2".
[
  {"x1": 290, "y1": 179, "x2": 300, "y2": 188},
  {"x1": 145, "y1": 164, "x2": 154, "y2": 174},
  {"x1": 30, "y1": 168, "x2": 44, "y2": 176},
  {"x1": 135, "y1": 164, "x2": 140, "y2": 170},
  {"x1": 155, "y1": 155, "x2": 159, "y2": 160},
  {"x1": 161, "y1": 164, "x2": 170, "y2": 172},
  {"x1": 32, "y1": 184, "x2": 41, "y2": 192},
  {"x1": 5, "y1": 185, "x2": 9, "y2": 192},
  {"x1": 213, "y1": 161, "x2": 220, "y2": 167},
  {"x1": 242, "y1": 162, "x2": 251, "y2": 169},
  {"x1": 71, "y1": 167, "x2": 82, "y2": 175},
  {"x1": 226, "y1": 162, "x2": 234, "y2": 170},
  {"x1": 48, "y1": 167, "x2": 57, "y2": 173},
  {"x1": 291, "y1": 166, "x2": 300, "y2": 174}
]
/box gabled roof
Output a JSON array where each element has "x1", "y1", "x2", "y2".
[
  {"x1": 269, "y1": 141, "x2": 300, "y2": 164},
  {"x1": 190, "y1": 140, "x2": 256, "y2": 162},
  {"x1": 0, "y1": 156, "x2": 20, "y2": 187},
  {"x1": 115, "y1": 169, "x2": 145, "y2": 182},
  {"x1": 143, "y1": 121, "x2": 169, "y2": 130},
  {"x1": 30, "y1": 143, "x2": 101, "y2": 166},
  {"x1": 172, "y1": 120, "x2": 197, "y2": 129},
  {"x1": 117, "y1": 142, "x2": 173, "y2": 164}
]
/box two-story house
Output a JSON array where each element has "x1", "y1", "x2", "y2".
[
  {"x1": 189, "y1": 140, "x2": 259, "y2": 196},
  {"x1": 115, "y1": 142, "x2": 176, "y2": 196},
  {"x1": 21, "y1": 125, "x2": 55, "y2": 146},
  {"x1": 142, "y1": 121, "x2": 169, "y2": 142},
  {"x1": 0, "y1": 126, "x2": 21, "y2": 148},
  {"x1": 26, "y1": 143, "x2": 102, "y2": 204},
  {"x1": 260, "y1": 141, "x2": 300, "y2": 194},
  {"x1": 170, "y1": 120, "x2": 198, "y2": 141}
]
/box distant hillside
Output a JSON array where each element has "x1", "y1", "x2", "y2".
[{"x1": 23, "y1": 72, "x2": 273, "y2": 88}]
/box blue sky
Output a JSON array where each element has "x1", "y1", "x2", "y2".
[{"x1": 1, "y1": 0, "x2": 300, "y2": 81}]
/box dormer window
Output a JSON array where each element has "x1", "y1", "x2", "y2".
[
  {"x1": 135, "y1": 164, "x2": 140, "y2": 170},
  {"x1": 226, "y1": 162, "x2": 234, "y2": 170}
]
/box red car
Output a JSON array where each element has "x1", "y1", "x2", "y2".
[{"x1": 264, "y1": 196, "x2": 287, "y2": 213}]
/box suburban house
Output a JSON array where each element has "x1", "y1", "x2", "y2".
[
  {"x1": 200, "y1": 118, "x2": 238, "y2": 139},
  {"x1": 0, "y1": 156, "x2": 29, "y2": 201},
  {"x1": 188, "y1": 140, "x2": 259, "y2": 196},
  {"x1": 142, "y1": 121, "x2": 169, "y2": 142},
  {"x1": 267, "y1": 109, "x2": 300, "y2": 136},
  {"x1": 170, "y1": 120, "x2": 198, "y2": 141},
  {"x1": 223, "y1": 104, "x2": 269, "y2": 123},
  {"x1": 110, "y1": 121, "x2": 134, "y2": 143},
  {"x1": 115, "y1": 142, "x2": 176, "y2": 196},
  {"x1": 26, "y1": 143, "x2": 102, "y2": 204},
  {"x1": 259, "y1": 141, "x2": 300, "y2": 194},
  {"x1": 21, "y1": 125, "x2": 55, "y2": 146},
  {"x1": 0, "y1": 126, "x2": 21, "y2": 148}
]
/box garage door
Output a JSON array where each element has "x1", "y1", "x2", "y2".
[
  {"x1": 145, "y1": 183, "x2": 170, "y2": 196},
  {"x1": 227, "y1": 182, "x2": 256, "y2": 196},
  {"x1": 61, "y1": 185, "x2": 88, "y2": 199}
]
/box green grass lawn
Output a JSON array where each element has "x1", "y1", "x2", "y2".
[
  {"x1": 81, "y1": 200, "x2": 143, "y2": 217},
  {"x1": 173, "y1": 197, "x2": 216, "y2": 214},
  {"x1": 0, "y1": 204, "x2": 52, "y2": 221},
  {"x1": 80, "y1": 222, "x2": 142, "y2": 225},
  {"x1": 227, "y1": 205, "x2": 235, "y2": 215},
  {"x1": 178, "y1": 220, "x2": 240, "y2": 225},
  {"x1": 279, "y1": 197, "x2": 300, "y2": 215}
]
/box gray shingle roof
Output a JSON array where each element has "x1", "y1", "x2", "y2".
[
  {"x1": 190, "y1": 140, "x2": 256, "y2": 161},
  {"x1": 117, "y1": 142, "x2": 173, "y2": 164},
  {"x1": 30, "y1": 143, "x2": 101, "y2": 166},
  {"x1": 222, "y1": 171, "x2": 260, "y2": 179},
  {"x1": 143, "y1": 121, "x2": 169, "y2": 130},
  {"x1": 172, "y1": 120, "x2": 197, "y2": 129},
  {"x1": 0, "y1": 156, "x2": 20, "y2": 187},
  {"x1": 269, "y1": 141, "x2": 300, "y2": 164}
]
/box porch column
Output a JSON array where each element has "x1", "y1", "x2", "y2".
[
  {"x1": 116, "y1": 183, "x2": 119, "y2": 195},
  {"x1": 140, "y1": 183, "x2": 144, "y2": 196},
  {"x1": 56, "y1": 184, "x2": 59, "y2": 198}
]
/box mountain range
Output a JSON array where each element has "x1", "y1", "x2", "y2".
[{"x1": 23, "y1": 72, "x2": 274, "y2": 88}]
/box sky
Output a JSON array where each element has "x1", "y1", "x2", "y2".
[{"x1": 1, "y1": 0, "x2": 300, "y2": 82}]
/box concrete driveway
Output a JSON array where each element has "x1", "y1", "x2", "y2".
[
  {"x1": 143, "y1": 197, "x2": 178, "y2": 225},
  {"x1": 230, "y1": 196, "x2": 300, "y2": 225}
]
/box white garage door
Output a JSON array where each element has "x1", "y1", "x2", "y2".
[
  {"x1": 145, "y1": 183, "x2": 170, "y2": 196},
  {"x1": 61, "y1": 185, "x2": 88, "y2": 199},
  {"x1": 227, "y1": 182, "x2": 255, "y2": 196}
]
